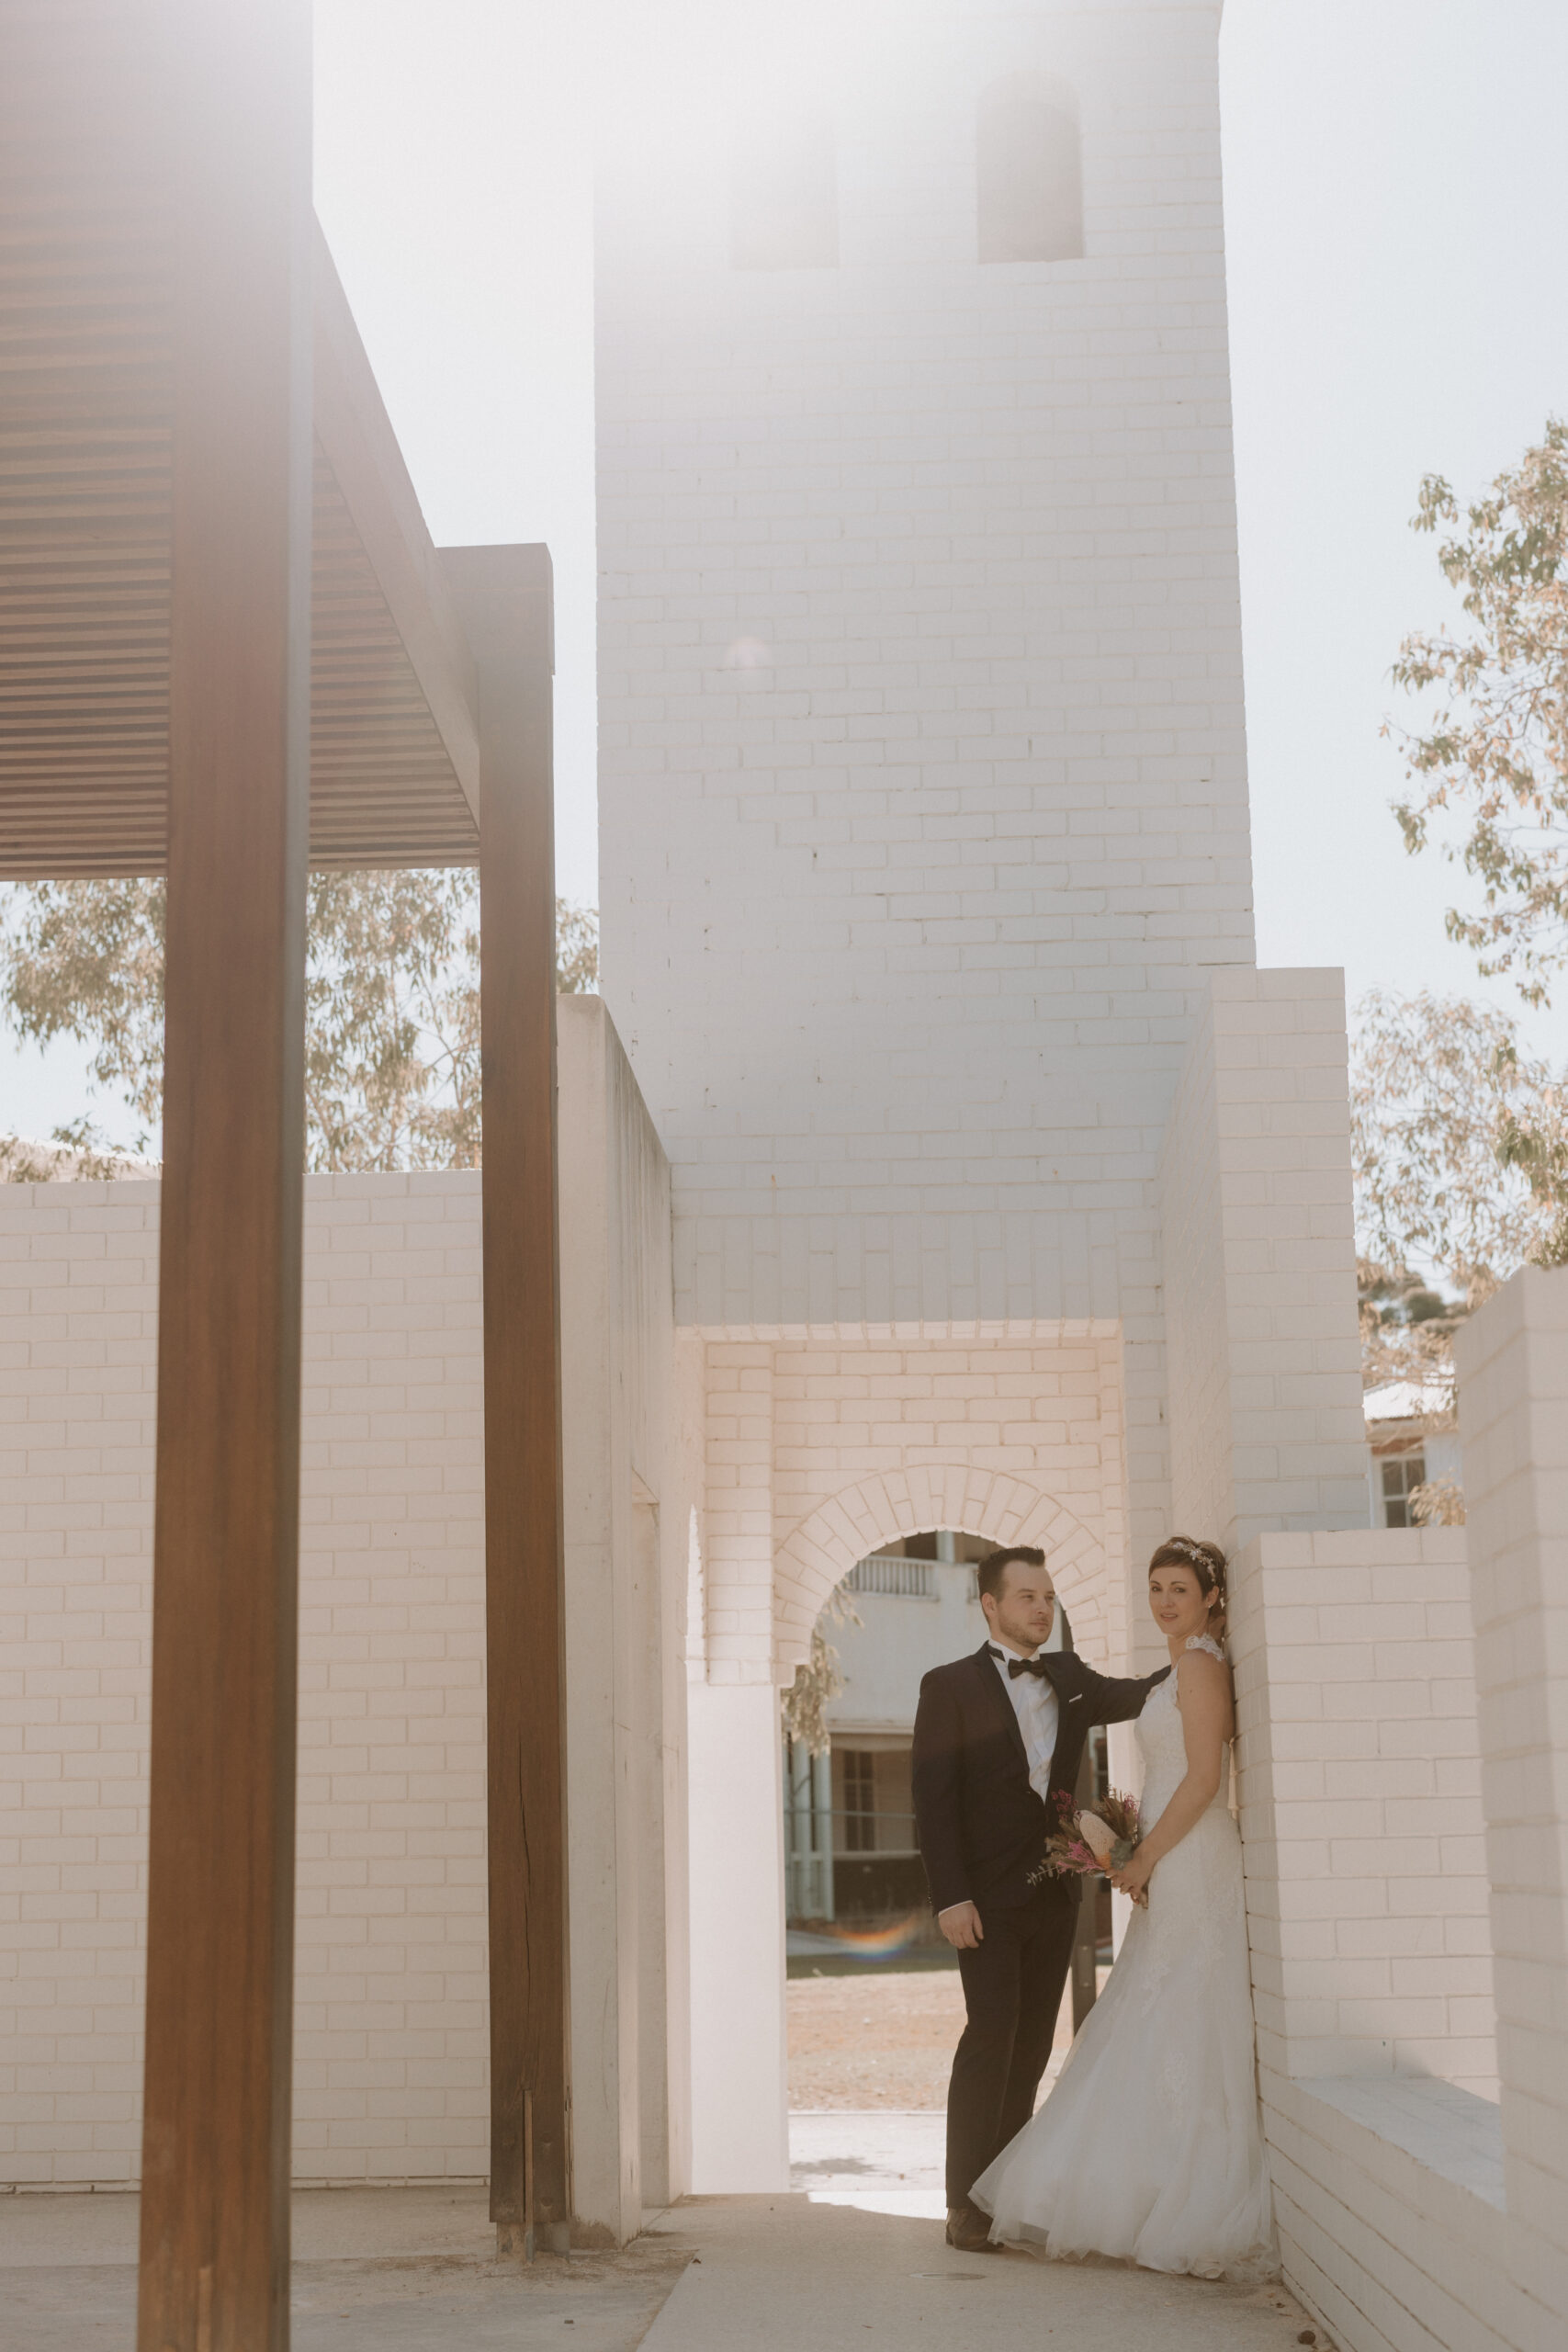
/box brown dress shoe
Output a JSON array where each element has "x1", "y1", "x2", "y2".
[{"x1": 945, "y1": 2205, "x2": 1001, "y2": 2252}]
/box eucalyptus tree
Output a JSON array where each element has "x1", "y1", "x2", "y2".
[{"x1": 1, "y1": 871, "x2": 596, "y2": 1171}]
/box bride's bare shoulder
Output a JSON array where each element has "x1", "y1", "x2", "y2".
[
  {"x1": 1175, "y1": 1641, "x2": 1235, "y2": 1745},
  {"x1": 1174, "y1": 1642, "x2": 1230, "y2": 1699}
]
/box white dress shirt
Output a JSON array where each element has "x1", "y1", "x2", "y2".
[{"x1": 988, "y1": 1644, "x2": 1060, "y2": 1804}]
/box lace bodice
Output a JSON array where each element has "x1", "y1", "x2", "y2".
[{"x1": 1135, "y1": 1635, "x2": 1232, "y2": 1826}]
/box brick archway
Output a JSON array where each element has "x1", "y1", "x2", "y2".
[{"x1": 773, "y1": 1459, "x2": 1111, "y2": 1678}]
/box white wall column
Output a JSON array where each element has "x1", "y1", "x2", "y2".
[
  {"x1": 557, "y1": 998, "x2": 686, "y2": 2243},
  {"x1": 635, "y1": 1492, "x2": 679, "y2": 2211},
  {"x1": 1455, "y1": 1268, "x2": 1568, "y2": 2311},
  {"x1": 686, "y1": 1681, "x2": 790, "y2": 2192},
  {"x1": 1158, "y1": 968, "x2": 1369, "y2": 1554},
  {"x1": 558, "y1": 1005, "x2": 641, "y2": 2245},
  {"x1": 1229, "y1": 1529, "x2": 1495, "y2": 2094}
]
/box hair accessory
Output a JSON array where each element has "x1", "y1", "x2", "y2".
[{"x1": 1163, "y1": 1534, "x2": 1221, "y2": 1575}]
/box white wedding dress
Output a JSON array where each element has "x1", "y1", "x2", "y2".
[{"x1": 970, "y1": 1636, "x2": 1275, "y2": 2278}]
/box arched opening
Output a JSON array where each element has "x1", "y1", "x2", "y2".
[
  {"x1": 688, "y1": 1420, "x2": 1129, "y2": 2196},
  {"x1": 773, "y1": 1459, "x2": 1115, "y2": 1679},
  {"x1": 780, "y1": 1527, "x2": 1112, "y2": 2157},
  {"x1": 976, "y1": 73, "x2": 1083, "y2": 264},
  {"x1": 729, "y1": 109, "x2": 839, "y2": 269}
]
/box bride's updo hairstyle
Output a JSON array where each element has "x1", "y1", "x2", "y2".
[{"x1": 1149, "y1": 1535, "x2": 1228, "y2": 1638}]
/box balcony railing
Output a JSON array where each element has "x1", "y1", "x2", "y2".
[{"x1": 843, "y1": 1556, "x2": 936, "y2": 1599}]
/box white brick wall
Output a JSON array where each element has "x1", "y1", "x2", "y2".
[
  {"x1": 294, "y1": 1175, "x2": 490, "y2": 2186},
  {"x1": 692, "y1": 972, "x2": 1371, "y2": 1706},
  {"x1": 1239, "y1": 1257, "x2": 1568, "y2": 2352},
  {"x1": 775, "y1": 1328, "x2": 1129, "y2": 1672},
  {"x1": 701, "y1": 1341, "x2": 776, "y2": 1683},
  {"x1": 1233, "y1": 1524, "x2": 1516, "y2": 2350},
  {"x1": 558, "y1": 996, "x2": 694, "y2": 2231},
  {"x1": 597, "y1": 0, "x2": 1255, "y2": 1343},
  {"x1": 1159, "y1": 969, "x2": 1370, "y2": 1550},
  {"x1": 1, "y1": 1016, "x2": 696, "y2": 2225},
  {"x1": 0, "y1": 1176, "x2": 492, "y2": 2189},
  {"x1": 1230, "y1": 1530, "x2": 1495, "y2": 2095},
  {"x1": 1266, "y1": 2074, "x2": 1517, "y2": 2352},
  {"x1": 0, "y1": 1183, "x2": 159, "y2": 2187},
  {"x1": 1454, "y1": 1268, "x2": 1568, "y2": 2315},
  {"x1": 695, "y1": 1327, "x2": 1133, "y2": 1688},
  {"x1": 596, "y1": 8, "x2": 1371, "y2": 1574}
]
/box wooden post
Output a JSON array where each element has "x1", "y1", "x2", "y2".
[
  {"x1": 1058, "y1": 1607, "x2": 1100, "y2": 2032},
  {"x1": 443, "y1": 545, "x2": 571, "y2": 2257},
  {"x1": 1069, "y1": 1738, "x2": 1100, "y2": 2033},
  {"x1": 135, "y1": 5, "x2": 312, "y2": 2348}
]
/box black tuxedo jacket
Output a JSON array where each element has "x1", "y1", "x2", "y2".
[{"x1": 911, "y1": 1643, "x2": 1170, "y2": 1916}]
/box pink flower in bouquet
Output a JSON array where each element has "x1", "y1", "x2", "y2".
[{"x1": 1029, "y1": 1787, "x2": 1145, "y2": 1889}]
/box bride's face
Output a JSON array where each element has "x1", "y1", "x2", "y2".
[{"x1": 1148, "y1": 1563, "x2": 1216, "y2": 1645}]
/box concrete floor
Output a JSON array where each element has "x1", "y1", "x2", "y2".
[
  {"x1": 0, "y1": 2186, "x2": 694, "y2": 2352},
  {"x1": 0, "y1": 2119, "x2": 1326, "y2": 2351},
  {"x1": 641, "y1": 2199, "x2": 1320, "y2": 2352},
  {"x1": 792, "y1": 2104, "x2": 948, "y2": 2211}
]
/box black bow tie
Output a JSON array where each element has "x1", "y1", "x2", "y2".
[{"x1": 992, "y1": 1647, "x2": 1050, "y2": 1679}]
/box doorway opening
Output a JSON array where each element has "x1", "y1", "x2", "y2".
[{"x1": 780, "y1": 1529, "x2": 1112, "y2": 2149}]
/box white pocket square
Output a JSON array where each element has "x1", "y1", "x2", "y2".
[{"x1": 1066, "y1": 1692, "x2": 1083, "y2": 1705}]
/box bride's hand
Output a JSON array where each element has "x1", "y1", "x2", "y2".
[{"x1": 1110, "y1": 1849, "x2": 1153, "y2": 1905}]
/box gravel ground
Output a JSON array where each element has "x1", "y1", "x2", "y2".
[{"x1": 787, "y1": 1962, "x2": 1086, "y2": 2109}]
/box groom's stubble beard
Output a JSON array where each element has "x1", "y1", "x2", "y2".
[{"x1": 985, "y1": 1587, "x2": 1055, "y2": 1656}]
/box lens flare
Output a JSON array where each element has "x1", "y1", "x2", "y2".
[{"x1": 810, "y1": 1909, "x2": 928, "y2": 1962}]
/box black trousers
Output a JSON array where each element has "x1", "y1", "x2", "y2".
[{"x1": 946, "y1": 1887, "x2": 1077, "y2": 2208}]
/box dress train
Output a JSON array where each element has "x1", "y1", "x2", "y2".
[{"x1": 970, "y1": 1641, "x2": 1275, "y2": 2279}]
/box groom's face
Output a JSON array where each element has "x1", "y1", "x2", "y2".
[{"x1": 983, "y1": 1561, "x2": 1056, "y2": 1655}]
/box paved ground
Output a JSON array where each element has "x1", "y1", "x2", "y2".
[
  {"x1": 0, "y1": 2111, "x2": 1328, "y2": 2352},
  {"x1": 640, "y1": 2197, "x2": 1322, "y2": 2352},
  {"x1": 792, "y1": 2107, "x2": 949, "y2": 2211},
  {"x1": 0, "y1": 2186, "x2": 694, "y2": 2352}
]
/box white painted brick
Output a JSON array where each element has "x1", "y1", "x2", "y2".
[
  {"x1": 0, "y1": 1178, "x2": 491, "y2": 2188},
  {"x1": 596, "y1": 5, "x2": 1255, "y2": 1490},
  {"x1": 1232, "y1": 1529, "x2": 1498, "y2": 2107},
  {"x1": 1453, "y1": 1269, "x2": 1568, "y2": 2297}
]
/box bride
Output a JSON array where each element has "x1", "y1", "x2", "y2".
[{"x1": 969, "y1": 1536, "x2": 1275, "y2": 2278}]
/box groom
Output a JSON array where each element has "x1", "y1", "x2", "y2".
[{"x1": 911, "y1": 1545, "x2": 1169, "y2": 2252}]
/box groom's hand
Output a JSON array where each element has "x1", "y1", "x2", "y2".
[{"x1": 938, "y1": 1901, "x2": 983, "y2": 1950}]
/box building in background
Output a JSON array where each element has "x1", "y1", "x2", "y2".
[
  {"x1": 783, "y1": 1531, "x2": 991, "y2": 1928},
  {"x1": 1362, "y1": 1379, "x2": 1463, "y2": 1527}
]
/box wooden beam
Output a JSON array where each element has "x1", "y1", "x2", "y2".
[
  {"x1": 136, "y1": 3, "x2": 311, "y2": 2346},
  {"x1": 443, "y1": 544, "x2": 571, "y2": 2256},
  {"x1": 311, "y1": 227, "x2": 480, "y2": 835},
  {"x1": 1069, "y1": 1738, "x2": 1100, "y2": 2032}
]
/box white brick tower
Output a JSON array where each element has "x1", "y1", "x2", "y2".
[{"x1": 596, "y1": 0, "x2": 1368, "y2": 1568}]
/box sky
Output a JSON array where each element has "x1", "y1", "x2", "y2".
[{"x1": 3, "y1": 0, "x2": 1565, "y2": 1144}]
